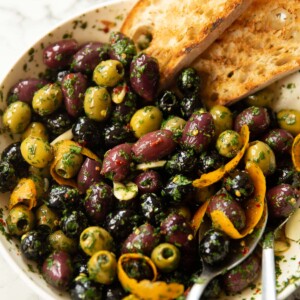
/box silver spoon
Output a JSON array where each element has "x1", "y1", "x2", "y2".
[{"x1": 187, "y1": 206, "x2": 268, "y2": 300}]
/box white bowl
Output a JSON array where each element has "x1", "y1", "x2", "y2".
[{"x1": 0, "y1": 1, "x2": 299, "y2": 299}]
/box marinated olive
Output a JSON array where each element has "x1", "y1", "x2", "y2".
[
  {"x1": 267, "y1": 184, "x2": 298, "y2": 218},
  {"x1": 122, "y1": 256, "x2": 153, "y2": 281},
  {"x1": 130, "y1": 53, "x2": 160, "y2": 101},
  {"x1": 6, "y1": 204, "x2": 35, "y2": 236},
  {"x1": 223, "y1": 169, "x2": 254, "y2": 201},
  {"x1": 180, "y1": 93, "x2": 203, "y2": 119},
  {"x1": 61, "y1": 210, "x2": 88, "y2": 238},
  {"x1": 277, "y1": 109, "x2": 300, "y2": 136},
  {"x1": 209, "y1": 105, "x2": 233, "y2": 138},
  {"x1": 84, "y1": 86, "x2": 111, "y2": 122},
  {"x1": 156, "y1": 90, "x2": 180, "y2": 116},
  {"x1": 0, "y1": 160, "x2": 18, "y2": 193},
  {"x1": 216, "y1": 130, "x2": 243, "y2": 158},
  {"x1": 244, "y1": 141, "x2": 276, "y2": 176},
  {"x1": 130, "y1": 106, "x2": 163, "y2": 138},
  {"x1": 177, "y1": 68, "x2": 200, "y2": 95},
  {"x1": 263, "y1": 128, "x2": 294, "y2": 154},
  {"x1": 199, "y1": 229, "x2": 230, "y2": 265},
  {"x1": 104, "y1": 283, "x2": 127, "y2": 300},
  {"x1": 88, "y1": 250, "x2": 117, "y2": 284},
  {"x1": 36, "y1": 204, "x2": 59, "y2": 232},
  {"x1": 245, "y1": 88, "x2": 274, "y2": 107},
  {"x1": 80, "y1": 226, "x2": 113, "y2": 256},
  {"x1": 165, "y1": 150, "x2": 196, "y2": 175},
  {"x1": 55, "y1": 151, "x2": 83, "y2": 180},
  {"x1": 49, "y1": 230, "x2": 77, "y2": 254},
  {"x1": 161, "y1": 116, "x2": 186, "y2": 139},
  {"x1": 3, "y1": 101, "x2": 31, "y2": 133},
  {"x1": 22, "y1": 122, "x2": 48, "y2": 141},
  {"x1": 21, "y1": 136, "x2": 53, "y2": 168},
  {"x1": 134, "y1": 170, "x2": 162, "y2": 194},
  {"x1": 151, "y1": 243, "x2": 180, "y2": 272},
  {"x1": 93, "y1": 60, "x2": 124, "y2": 87},
  {"x1": 20, "y1": 229, "x2": 49, "y2": 261},
  {"x1": 32, "y1": 83, "x2": 63, "y2": 116},
  {"x1": 44, "y1": 110, "x2": 73, "y2": 138},
  {"x1": 198, "y1": 149, "x2": 225, "y2": 174}
]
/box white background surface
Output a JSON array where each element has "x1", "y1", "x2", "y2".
[{"x1": 0, "y1": 0, "x2": 300, "y2": 299}]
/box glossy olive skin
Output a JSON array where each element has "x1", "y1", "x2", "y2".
[
  {"x1": 140, "y1": 193, "x2": 165, "y2": 225},
  {"x1": 101, "y1": 143, "x2": 132, "y2": 182},
  {"x1": 263, "y1": 128, "x2": 294, "y2": 154},
  {"x1": 22, "y1": 122, "x2": 49, "y2": 141},
  {"x1": 277, "y1": 109, "x2": 300, "y2": 136},
  {"x1": 42, "y1": 251, "x2": 74, "y2": 290},
  {"x1": 36, "y1": 204, "x2": 59, "y2": 232},
  {"x1": 104, "y1": 283, "x2": 127, "y2": 300},
  {"x1": 267, "y1": 184, "x2": 298, "y2": 218},
  {"x1": 208, "y1": 188, "x2": 246, "y2": 231},
  {"x1": 0, "y1": 160, "x2": 18, "y2": 193},
  {"x1": 181, "y1": 111, "x2": 215, "y2": 153},
  {"x1": 199, "y1": 230, "x2": 230, "y2": 265},
  {"x1": 222, "y1": 254, "x2": 260, "y2": 294},
  {"x1": 134, "y1": 170, "x2": 162, "y2": 194},
  {"x1": 198, "y1": 149, "x2": 225, "y2": 174},
  {"x1": 130, "y1": 53, "x2": 160, "y2": 101},
  {"x1": 216, "y1": 130, "x2": 243, "y2": 158},
  {"x1": 72, "y1": 42, "x2": 109, "y2": 73},
  {"x1": 177, "y1": 68, "x2": 200, "y2": 95},
  {"x1": 43, "y1": 39, "x2": 79, "y2": 69},
  {"x1": 234, "y1": 106, "x2": 270, "y2": 137},
  {"x1": 122, "y1": 256, "x2": 153, "y2": 281},
  {"x1": 77, "y1": 158, "x2": 103, "y2": 194},
  {"x1": 44, "y1": 110, "x2": 73, "y2": 138},
  {"x1": 49, "y1": 230, "x2": 77, "y2": 254},
  {"x1": 8, "y1": 78, "x2": 48, "y2": 105},
  {"x1": 180, "y1": 93, "x2": 203, "y2": 119},
  {"x1": 210, "y1": 105, "x2": 233, "y2": 138},
  {"x1": 61, "y1": 210, "x2": 89, "y2": 238},
  {"x1": 55, "y1": 150, "x2": 83, "y2": 179},
  {"x1": 245, "y1": 88, "x2": 274, "y2": 108},
  {"x1": 83, "y1": 182, "x2": 114, "y2": 225},
  {"x1": 61, "y1": 72, "x2": 88, "y2": 118},
  {"x1": 156, "y1": 90, "x2": 180, "y2": 116},
  {"x1": 121, "y1": 223, "x2": 161, "y2": 255},
  {"x1": 161, "y1": 116, "x2": 186, "y2": 139},
  {"x1": 132, "y1": 129, "x2": 176, "y2": 162}
]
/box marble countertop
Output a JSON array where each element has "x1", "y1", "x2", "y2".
[{"x1": 0, "y1": 0, "x2": 299, "y2": 299}]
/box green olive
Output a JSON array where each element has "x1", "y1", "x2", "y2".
[
  {"x1": 277, "y1": 109, "x2": 300, "y2": 136},
  {"x1": 84, "y1": 86, "x2": 112, "y2": 121},
  {"x1": 93, "y1": 59, "x2": 124, "y2": 87},
  {"x1": 209, "y1": 105, "x2": 233, "y2": 138},
  {"x1": 245, "y1": 88, "x2": 274, "y2": 108},
  {"x1": 88, "y1": 250, "x2": 117, "y2": 284},
  {"x1": 2, "y1": 101, "x2": 31, "y2": 134},
  {"x1": 216, "y1": 130, "x2": 243, "y2": 158},
  {"x1": 151, "y1": 243, "x2": 180, "y2": 272},
  {"x1": 22, "y1": 122, "x2": 48, "y2": 141},
  {"x1": 55, "y1": 150, "x2": 83, "y2": 179},
  {"x1": 130, "y1": 106, "x2": 163, "y2": 138},
  {"x1": 244, "y1": 141, "x2": 276, "y2": 175},
  {"x1": 80, "y1": 226, "x2": 113, "y2": 256},
  {"x1": 36, "y1": 204, "x2": 59, "y2": 231},
  {"x1": 32, "y1": 83, "x2": 62, "y2": 116},
  {"x1": 21, "y1": 136, "x2": 53, "y2": 168},
  {"x1": 49, "y1": 230, "x2": 77, "y2": 254},
  {"x1": 161, "y1": 116, "x2": 186, "y2": 138},
  {"x1": 29, "y1": 165, "x2": 51, "y2": 178},
  {"x1": 6, "y1": 204, "x2": 35, "y2": 236}
]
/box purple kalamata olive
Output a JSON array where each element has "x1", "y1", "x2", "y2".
[
  {"x1": 77, "y1": 158, "x2": 103, "y2": 194},
  {"x1": 121, "y1": 223, "x2": 161, "y2": 255},
  {"x1": 8, "y1": 78, "x2": 48, "y2": 105},
  {"x1": 72, "y1": 42, "x2": 109, "y2": 73},
  {"x1": 207, "y1": 188, "x2": 246, "y2": 231},
  {"x1": 222, "y1": 254, "x2": 260, "y2": 294},
  {"x1": 83, "y1": 182, "x2": 114, "y2": 224},
  {"x1": 61, "y1": 72, "x2": 88, "y2": 118},
  {"x1": 132, "y1": 129, "x2": 176, "y2": 162},
  {"x1": 234, "y1": 106, "x2": 270, "y2": 137},
  {"x1": 266, "y1": 184, "x2": 298, "y2": 218},
  {"x1": 181, "y1": 111, "x2": 215, "y2": 153},
  {"x1": 101, "y1": 143, "x2": 132, "y2": 182},
  {"x1": 263, "y1": 128, "x2": 294, "y2": 154},
  {"x1": 134, "y1": 170, "x2": 162, "y2": 194},
  {"x1": 42, "y1": 251, "x2": 74, "y2": 290},
  {"x1": 130, "y1": 53, "x2": 159, "y2": 101},
  {"x1": 43, "y1": 39, "x2": 79, "y2": 69}
]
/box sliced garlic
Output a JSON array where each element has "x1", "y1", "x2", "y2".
[
  {"x1": 113, "y1": 181, "x2": 138, "y2": 201},
  {"x1": 285, "y1": 208, "x2": 300, "y2": 242}
]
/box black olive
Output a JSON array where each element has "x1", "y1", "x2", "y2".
[
  {"x1": 140, "y1": 193, "x2": 165, "y2": 225},
  {"x1": 44, "y1": 110, "x2": 73, "y2": 138},
  {"x1": 122, "y1": 257, "x2": 154, "y2": 281},
  {"x1": 70, "y1": 275, "x2": 102, "y2": 300},
  {"x1": 180, "y1": 93, "x2": 203, "y2": 119},
  {"x1": 104, "y1": 283, "x2": 127, "y2": 300},
  {"x1": 199, "y1": 230, "x2": 230, "y2": 265},
  {"x1": 198, "y1": 150, "x2": 225, "y2": 174},
  {"x1": 156, "y1": 90, "x2": 180, "y2": 116},
  {"x1": 56, "y1": 70, "x2": 70, "y2": 84},
  {"x1": 177, "y1": 68, "x2": 201, "y2": 95},
  {"x1": 61, "y1": 211, "x2": 88, "y2": 239},
  {"x1": 73, "y1": 253, "x2": 89, "y2": 276},
  {"x1": 0, "y1": 160, "x2": 18, "y2": 193}
]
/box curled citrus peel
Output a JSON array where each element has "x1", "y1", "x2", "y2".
[
  {"x1": 192, "y1": 125, "x2": 250, "y2": 188},
  {"x1": 118, "y1": 253, "x2": 184, "y2": 300},
  {"x1": 9, "y1": 178, "x2": 37, "y2": 210},
  {"x1": 292, "y1": 133, "x2": 300, "y2": 171},
  {"x1": 191, "y1": 200, "x2": 210, "y2": 235},
  {"x1": 50, "y1": 140, "x2": 99, "y2": 188},
  {"x1": 210, "y1": 162, "x2": 265, "y2": 239}
]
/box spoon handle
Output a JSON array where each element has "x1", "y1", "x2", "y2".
[{"x1": 186, "y1": 273, "x2": 212, "y2": 300}]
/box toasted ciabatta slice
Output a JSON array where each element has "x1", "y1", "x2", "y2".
[
  {"x1": 192, "y1": 0, "x2": 300, "y2": 107},
  {"x1": 121, "y1": 0, "x2": 253, "y2": 89}
]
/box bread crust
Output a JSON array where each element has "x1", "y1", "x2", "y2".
[
  {"x1": 121, "y1": 0, "x2": 253, "y2": 89},
  {"x1": 192, "y1": 0, "x2": 300, "y2": 107}
]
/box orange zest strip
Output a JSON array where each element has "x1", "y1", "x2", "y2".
[
  {"x1": 193, "y1": 125, "x2": 250, "y2": 188},
  {"x1": 210, "y1": 162, "x2": 265, "y2": 239},
  {"x1": 118, "y1": 253, "x2": 184, "y2": 300},
  {"x1": 9, "y1": 178, "x2": 37, "y2": 210},
  {"x1": 292, "y1": 133, "x2": 300, "y2": 171},
  {"x1": 191, "y1": 200, "x2": 210, "y2": 236}
]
